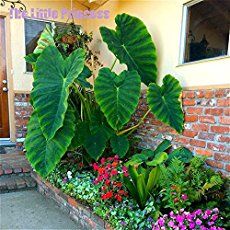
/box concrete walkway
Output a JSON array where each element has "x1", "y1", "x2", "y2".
[{"x1": 0, "y1": 190, "x2": 83, "y2": 229}]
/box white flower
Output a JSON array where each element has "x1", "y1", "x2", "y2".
[{"x1": 67, "y1": 171, "x2": 72, "y2": 179}]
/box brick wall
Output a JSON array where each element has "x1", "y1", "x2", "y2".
[
  {"x1": 14, "y1": 89, "x2": 229, "y2": 175},
  {"x1": 14, "y1": 93, "x2": 33, "y2": 149},
  {"x1": 135, "y1": 88, "x2": 230, "y2": 176}
]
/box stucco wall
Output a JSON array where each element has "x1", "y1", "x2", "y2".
[
  {"x1": 1, "y1": 0, "x2": 87, "y2": 92},
  {"x1": 85, "y1": 0, "x2": 230, "y2": 89}
]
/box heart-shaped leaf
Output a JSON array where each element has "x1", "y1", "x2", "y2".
[
  {"x1": 110, "y1": 135, "x2": 129, "y2": 158},
  {"x1": 25, "y1": 107, "x2": 76, "y2": 178},
  {"x1": 100, "y1": 13, "x2": 157, "y2": 85},
  {"x1": 147, "y1": 75, "x2": 184, "y2": 133},
  {"x1": 31, "y1": 46, "x2": 85, "y2": 140},
  {"x1": 94, "y1": 67, "x2": 141, "y2": 130}
]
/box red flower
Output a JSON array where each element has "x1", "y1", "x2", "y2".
[
  {"x1": 93, "y1": 163, "x2": 99, "y2": 171},
  {"x1": 111, "y1": 169, "x2": 118, "y2": 175},
  {"x1": 98, "y1": 167, "x2": 105, "y2": 175},
  {"x1": 100, "y1": 157, "x2": 105, "y2": 164},
  {"x1": 105, "y1": 179, "x2": 110, "y2": 185}
]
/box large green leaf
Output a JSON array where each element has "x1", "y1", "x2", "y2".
[
  {"x1": 70, "y1": 121, "x2": 109, "y2": 161},
  {"x1": 33, "y1": 24, "x2": 55, "y2": 54},
  {"x1": 25, "y1": 107, "x2": 76, "y2": 178},
  {"x1": 31, "y1": 46, "x2": 85, "y2": 140},
  {"x1": 100, "y1": 13, "x2": 157, "y2": 85},
  {"x1": 110, "y1": 135, "x2": 129, "y2": 158},
  {"x1": 94, "y1": 68, "x2": 141, "y2": 130},
  {"x1": 147, "y1": 75, "x2": 184, "y2": 133}
]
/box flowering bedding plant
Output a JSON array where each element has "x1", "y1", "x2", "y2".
[
  {"x1": 92, "y1": 155, "x2": 129, "y2": 202},
  {"x1": 153, "y1": 208, "x2": 224, "y2": 230}
]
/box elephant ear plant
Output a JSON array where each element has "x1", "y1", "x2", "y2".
[{"x1": 25, "y1": 13, "x2": 184, "y2": 178}]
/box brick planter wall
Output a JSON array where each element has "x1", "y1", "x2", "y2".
[
  {"x1": 135, "y1": 88, "x2": 230, "y2": 176},
  {"x1": 14, "y1": 93, "x2": 33, "y2": 149},
  {"x1": 31, "y1": 172, "x2": 111, "y2": 230},
  {"x1": 15, "y1": 88, "x2": 229, "y2": 175}
]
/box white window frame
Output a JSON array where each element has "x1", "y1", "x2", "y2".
[{"x1": 179, "y1": 0, "x2": 230, "y2": 65}]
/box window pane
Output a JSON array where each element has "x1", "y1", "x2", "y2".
[
  {"x1": 184, "y1": 0, "x2": 230, "y2": 63},
  {"x1": 24, "y1": 19, "x2": 51, "y2": 72}
]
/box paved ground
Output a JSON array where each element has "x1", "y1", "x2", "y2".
[{"x1": 1, "y1": 190, "x2": 83, "y2": 229}]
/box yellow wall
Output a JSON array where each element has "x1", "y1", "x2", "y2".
[
  {"x1": 85, "y1": 0, "x2": 230, "y2": 88},
  {"x1": 1, "y1": 0, "x2": 230, "y2": 91},
  {"x1": 1, "y1": 0, "x2": 87, "y2": 92}
]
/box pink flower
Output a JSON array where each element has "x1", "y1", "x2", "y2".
[
  {"x1": 168, "y1": 220, "x2": 175, "y2": 228},
  {"x1": 176, "y1": 215, "x2": 184, "y2": 223},
  {"x1": 189, "y1": 222, "x2": 195, "y2": 229},
  {"x1": 211, "y1": 214, "x2": 218, "y2": 221},
  {"x1": 157, "y1": 217, "x2": 165, "y2": 227},
  {"x1": 181, "y1": 194, "x2": 188, "y2": 201},
  {"x1": 195, "y1": 218, "x2": 202, "y2": 225}
]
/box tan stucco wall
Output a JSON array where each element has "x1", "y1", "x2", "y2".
[
  {"x1": 1, "y1": 0, "x2": 230, "y2": 91},
  {"x1": 1, "y1": 0, "x2": 87, "y2": 92},
  {"x1": 85, "y1": 0, "x2": 230, "y2": 89}
]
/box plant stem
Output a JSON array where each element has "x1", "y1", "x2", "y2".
[
  {"x1": 110, "y1": 58, "x2": 117, "y2": 71},
  {"x1": 117, "y1": 109, "x2": 151, "y2": 136}
]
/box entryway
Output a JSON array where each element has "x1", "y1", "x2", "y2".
[{"x1": 0, "y1": 16, "x2": 10, "y2": 139}]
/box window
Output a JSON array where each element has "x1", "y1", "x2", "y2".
[
  {"x1": 24, "y1": 19, "x2": 65, "y2": 72},
  {"x1": 180, "y1": 0, "x2": 230, "y2": 64},
  {"x1": 24, "y1": 18, "x2": 51, "y2": 72}
]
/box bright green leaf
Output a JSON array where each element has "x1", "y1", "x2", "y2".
[
  {"x1": 146, "y1": 152, "x2": 168, "y2": 167},
  {"x1": 31, "y1": 46, "x2": 85, "y2": 140},
  {"x1": 94, "y1": 67, "x2": 141, "y2": 130},
  {"x1": 147, "y1": 74, "x2": 184, "y2": 133},
  {"x1": 25, "y1": 107, "x2": 76, "y2": 178},
  {"x1": 100, "y1": 13, "x2": 157, "y2": 85}
]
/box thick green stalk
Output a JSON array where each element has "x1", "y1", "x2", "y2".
[
  {"x1": 117, "y1": 109, "x2": 151, "y2": 136},
  {"x1": 72, "y1": 84, "x2": 91, "y2": 121}
]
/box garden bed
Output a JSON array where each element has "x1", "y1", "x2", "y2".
[{"x1": 31, "y1": 171, "x2": 111, "y2": 230}]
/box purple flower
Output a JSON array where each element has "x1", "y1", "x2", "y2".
[
  {"x1": 158, "y1": 217, "x2": 165, "y2": 227},
  {"x1": 181, "y1": 194, "x2": 188, "y2": 201},
  {"x1": 205, "y1": 209, "x2": 212, "y2": 216},
  {"x1": 200, "y1": 225, "x2": 208, "y2": 230},
  {"x1": 189, "y1": 222, "x2": 195, "y2": 229},
  {"x1": 212, "y1": 208, "x2": 219, "y2": 213},
  {"x1": 211, "y1": 214, "x2": 218, "y2": 221},
  {"x1": 62, "y1": 177, "x2": 68, "y2": 183},
  {"x1": 194, "y1": 209, "x2": 202, "y2": 216},
  {"x1": 195, "y1": 218, "x2": 202, "y2": 225},
  {"x1": 168, "y1": 220, "x2": 175, "y2": 228},
  {"x1": 202, "y1": 213, "x2": 208, "y2": 219},
  {"x1": 176, "y1": 215, "x2": 184, "y2": 223},
  {"x1": 208, "y1": 221, "x2": 215, "y2": 226}
]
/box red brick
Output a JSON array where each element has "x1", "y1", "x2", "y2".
[
  {"x1": 183, "y1": 130, "x2": 198, "y2": 138},
  {"x1": 192, "y1": 124, "x2": 209, "y2": 132},
  {"x1": 199, "y1": 116, "x2": 215, "y2": 124},
  {"x1": 0, "y1": 170, "x2": 3, "y2": 176},
  {"x1": 205, "y1": 108, "x2": 223, "y2": 116},
  {"x1": 198, "y1": 132, "x2": 215, "y2": 141},
  {"x1": 206, "y1": 160, "x2": 224, "y2": 169},
  {"x1": 224, "y1": 108, "x2": 230, "y2": 116},
  {"x1": 68, "y1": 197, "x2": 77, "y2": 207},
  {"x1": 190, "y1": 139, "x2": 206, "y2": 148},
  {"x1": 183, "y1": 99, "x2": 196, "y2": 106},
  {"x1": 207, "y1": 143, "x2": 226, "y2": 152},
  {"x1": 204, "y1": 90, "x2": 214, "y2": 99},
  {"x1": 186, "y1": 107, "x2": 203, "y2": 115},
  {"x1": 219, "y1": 116, "x2": 230, "y2": 125},
  {"x1": 226, "y1": 164, "x2": 230, "y2": 172},
  {"x1": 217, "y1": 98, "x2": 229, "y2": 107},
  {"x1": 174, "y1": 137, "x2": 190, "y2": 144},
  {"x1": 196, "y1": 90, "x2": 204, "y2": 98},
  {"x1": 183, "y1": 91, "x2": 195, "y2": 98},
  {"x1": 217, "y1": 135, "x2": 230, "y2": 143},
  {"x1": 215, "y1": 89, "x2": 225, "y2": 98},
  {"x1": 22, "y1": 166, "x2": 31, "y2": 173},
  {"x1": 185, "y1": 115, "x2": 198, "y2": 122},
  {"x1": 214, "y1": 153, "x2": 230, "y2": 162},
  {"x1": 196, "y1": 148, "x2": 213, "y2": 157},
  {"x1": 210, "y1": 126, "x2": 229, "y2": 134}
]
